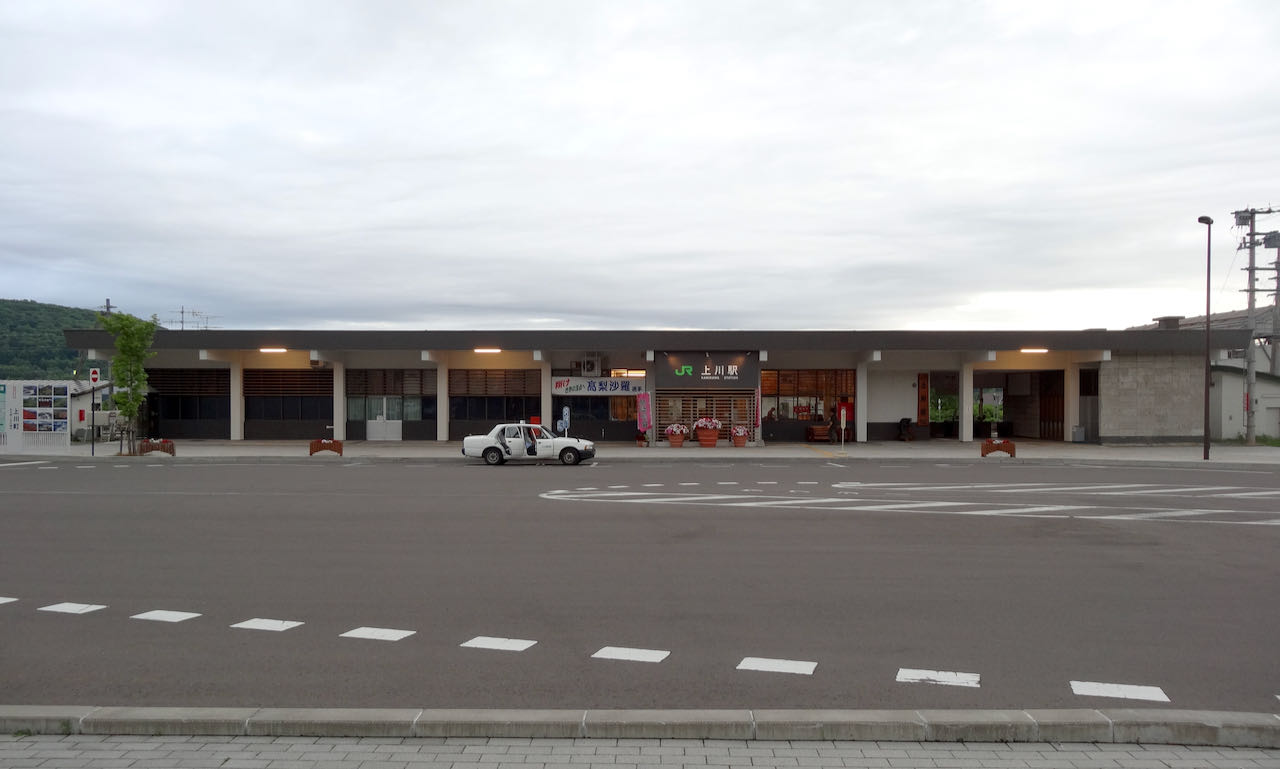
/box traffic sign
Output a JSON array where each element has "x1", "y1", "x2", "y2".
[{"x1": 89, "y1": 368, "x2": 100, "y2": 384}]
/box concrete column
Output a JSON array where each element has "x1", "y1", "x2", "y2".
[
  {"x1": 436, "y1": 363, "x2": 449, "y2": 441},
  {"x1": 1064, "y1": 363, "x2": 1079, "y2": 443},
  {"x1": 855, "y1": 362, "x2": 869, "y2": 442},
  {"x1": 960, "y1": 363, "x2": 974, "y2": 442},
  {"x1": 332, "y1": 362, "x2": 346, "y2": 441},
  {"x1": 230, "y1": 358, "x2": 244, "y2": 441},
  {"x1": 539, "y1": 360, "x2": 552, "y2": 427}
]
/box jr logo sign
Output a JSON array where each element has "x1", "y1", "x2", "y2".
[{"x1": 656, "y1": 352, "x2": 758, "y2": 390}]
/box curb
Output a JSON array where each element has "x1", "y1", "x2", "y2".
[
  {"x1": 2, "y1": 708, "x2": 1277, "y2": 747},
  {"x1": 3, "y1": 453, "x2": 1279, "y2": 472}
]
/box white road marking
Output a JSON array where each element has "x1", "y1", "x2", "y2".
[
  {"x1": 231, "y1": 618, "x2": 304, "y2": 632},
  {"x1": 0, "y1": 597, "x2": 18, "y2": 605},
  {"x1": 592, "y1": 646, "x2": 670, "y2": 663},
  {"x1": 75, "y1": 466, "x2": 95, "y2": 469},
  {"x1": 340, "y1": 626, "x2": 416, "y2": 641},
  {"x1": 737, "y1": 657, "x2": 816, "y2": 675},
  {"x1": 642, "y1": 483, "x2": 665, "y2": 487},
  {"x1": 679, "y1": 482, "x2": 700, "y2": 486},
  {"x1": 1083, "y1": 509, "x2": 1221, "y2": 520},
  {"x1": 462, "y1": 636, "x2": 536, "y2": 652},
  {"x1": 131, "y1": 610, "x2": 201, "y2": 623},
  {"x1": 897, "y1": 668, "x2": 981, "y2": 688},
  {"x1": 38, "y1": 467, "x2": 57, "y2": 470},
  {"x1": 1070, "y1": 680, "x2": 1169, "y2": 702},
  {"x1": 758, "y1": 481, "x2": 778, "y2": 484},
  {"x1": 1217, "y1": 490, "x2": 1280, "y2": 498},
  {"x1": 607, "y1": 485, "x2": 629, "y2": 489},
  {"x1": 39, "y1": 602, "x2": 107, "y2": 614},
  {"x1": 1102, "y1": 486, "x2": 1236, "y2": 496},
  {"x1": 798, "y1": 481, "x2": 819, "y2": 485},
  {"x1": 0, "y1": 461, "x2": 48, "y2": 468},
  {"x1": 717, "y1": 481, "x2": 738, "y2": 485}
]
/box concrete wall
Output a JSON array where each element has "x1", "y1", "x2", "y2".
[
  {"x1": 866, "y1": 370, "x2": 918, "y2": 422},
  {"x1": 1100, "y1": 353, "x2": 1201, "y2": 442}
]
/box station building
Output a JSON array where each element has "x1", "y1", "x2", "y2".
[{"x1": 62, "y1": 327, "x2": 1251, "y2": 445}]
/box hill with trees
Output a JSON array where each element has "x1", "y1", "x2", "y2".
[{"x1": 0, "y1": 299, "x2": 106, "y2": 379}]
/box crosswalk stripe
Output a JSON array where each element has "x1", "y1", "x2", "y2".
[
  {"x1": 1071, "y1": 680, "x2": 1169, "y2": 702},
  {"x1": 462, "y1": 636, "x2": 537, "y2": 652},
  {"x1": 231, "y1": 618, "x2": 303, "y2": 632},
  {"x1": 131, "y1": 610, "x2": 201, "y2": 623},
  {"x1": 340, "y1": 626, "x2": 416, "y2": 641},
  {"x1": 39, "y1": 602, "x2": 106, "y2": 614},
  {"x1": 592, "y1": 646, "x2": 670, "y2": 663},
  {"x1": 897, "y1": 668, "x2": 981, "y2": 688},
  {"x1": 737, "y1": 657, "x2": 816, "y2": 675}
]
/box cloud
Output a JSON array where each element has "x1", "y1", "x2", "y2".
[{"x1": 2, "y1": 0, "x2": 1278, "y2": 331}]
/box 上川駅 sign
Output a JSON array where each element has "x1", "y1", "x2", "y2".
[
  {"x1": 656, "y1": 352, "x2": 759, "y2": 389},
  {"x1": 551, "y1": 376, "x2": 647, "y2": 396}
]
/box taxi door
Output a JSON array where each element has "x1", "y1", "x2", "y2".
[{"x1": 530, "y1": 426, "x2": 555, "y2": 459}]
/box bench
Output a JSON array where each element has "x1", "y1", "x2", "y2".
[
  {"x1": 309, "y1": 439, "x2": 343, "y2": 456},
  {"x1": 805, "y1": 424, "x2": 830, "y2": 442},
  {"x1": 138, "y1": 438, "x2": 175, "y2": 456},
  {"x1": 981, "y1": 438, "x2": 1015, "y2": 458}
]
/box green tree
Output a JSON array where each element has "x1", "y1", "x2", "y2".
[{"x1": 98, "y1": 312, "x2": 157, "y2": 455}]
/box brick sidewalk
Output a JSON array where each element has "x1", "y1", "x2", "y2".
[{"x1": 3, "y1": 736, "x2": 1279, "y2": 769}]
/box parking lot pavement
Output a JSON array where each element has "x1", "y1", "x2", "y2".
[{"x1": 3, "y1": 734, "x2": 1279, "y2": 769}]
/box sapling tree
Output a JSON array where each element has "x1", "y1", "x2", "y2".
[{"x1": 98, "y1": 312, "x2": 158, "y2": 455}]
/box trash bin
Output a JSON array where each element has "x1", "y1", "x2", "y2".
[{"x1": 1071, "y1": 425, "x2": 1086, "y2": 443}]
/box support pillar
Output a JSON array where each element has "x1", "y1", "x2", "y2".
[
  {"x1": 1064, "y1": 363, "x2": 1080, "y2": 443},
  {"x1": 230, "y1": 359, "x2": 244, "y2": 441},
  {"x1": 855, "y1": 361, "x2": 869, "y2": 442},
  {"x1": 332, "y1": 362, "x2": 346, "y2": 440},
  {"x1": 436, "y1": 363, "x2": 449, "y2": 441},
  {"x1": 960, "y1": 364, "x2": 974, "y2": 443}
]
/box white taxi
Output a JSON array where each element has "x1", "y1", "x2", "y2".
[{"x1": 461, "y1": 423, "x2": 596, "y2": 466}]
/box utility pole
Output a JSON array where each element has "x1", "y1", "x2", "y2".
[
  {"x1": 1233, "y1": 206, "x2": 1279, "y2": 446},
  {"x1": 1266, "y1": 230, "x2": 1280, "y2": 377}
]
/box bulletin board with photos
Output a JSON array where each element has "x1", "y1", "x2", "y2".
[{"x1": 21, "y1": 384, "x2": 70, "y2": 433}]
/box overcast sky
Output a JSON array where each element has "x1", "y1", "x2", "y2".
[{"x1": 3, "y1": 1, "x2": 1278, "y2": 331}]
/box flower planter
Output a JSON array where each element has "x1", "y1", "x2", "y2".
[
  {"x1": 667, "y1": 435, "x2": 685, "y2": 447},
  {"x1": 732, "y1": 434, "x2": 747, "y2": 447},
  {"x1": 696, "y1": 428, "x2": 718, "y2": 447}
]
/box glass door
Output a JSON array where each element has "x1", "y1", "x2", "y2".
[{"x1": 366, "y1": 396, "x2": 403, "y2": 441}]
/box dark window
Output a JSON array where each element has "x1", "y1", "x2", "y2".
[
  {"x1": 201, "y1": 396, "x2": 229, "y2": 419},
  {"x1": 160, "y1": 395, "x2": 181, "y2": 420},
  {"x1": 180, "y1": 396, "x2": 200, "y2": 420},
  {"x1": 420, "y1": 397, "x2": 437, "y2": 420}
]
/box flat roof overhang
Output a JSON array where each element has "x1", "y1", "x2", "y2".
[{"x1": 64, "y1": 328, "x2": 1254, "y2": 355}]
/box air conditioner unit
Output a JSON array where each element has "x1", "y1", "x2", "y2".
[{"x1": 580, "y1": 356, "x2": 601, "y2": 376}]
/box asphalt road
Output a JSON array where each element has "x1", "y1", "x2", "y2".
[{"x1": 1, "y1": 457, "x2": 1277, "y2": 712}]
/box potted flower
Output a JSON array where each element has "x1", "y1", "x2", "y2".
[
  {"x1": 635, "y1": 429, "x2": 649, "y2": 447},
  {"x1": 730, "y1": 424, "x2": 750, "y2": 447},
  {"x1": 664, "y1": 422, "x2": 689, "y2": 447},
  {"x1": 693, "y1": 416, "x2": 722, "y2": 447}
]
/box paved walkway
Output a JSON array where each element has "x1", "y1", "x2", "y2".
[
  {"x1": 3, "y1": 735, "x2": 1279, "y2": 769},
  {"x1": 7, "y1": 438, "x2": 1280, "y2": 466}
]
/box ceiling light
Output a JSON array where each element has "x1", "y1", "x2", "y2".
[
  {"x1": 473, "y1": 348, "x2": 502, "y2": 353},
  {"x1": 1020, "y1": 348, "x2": 1049, "y2": 354},
  {"x1": 259, "y1": 347, "x2": 287, "y2": 353}
]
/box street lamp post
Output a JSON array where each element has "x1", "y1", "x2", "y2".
[{"x1": 1199, "y1": 215, "x2": 1213, "y2": 460}]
